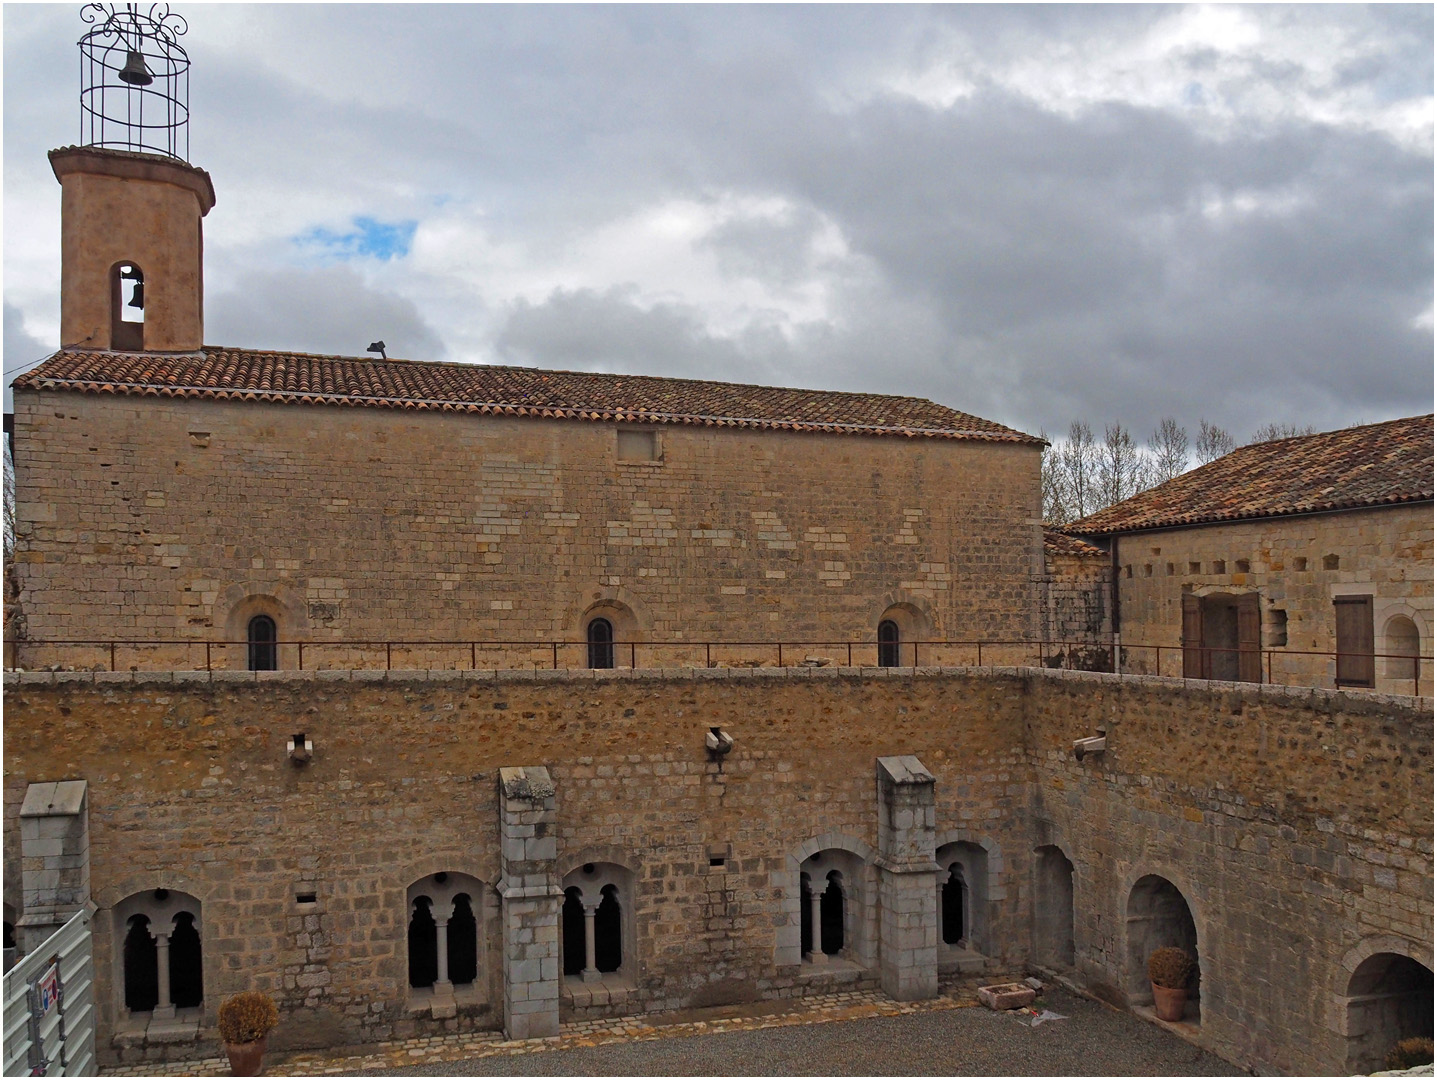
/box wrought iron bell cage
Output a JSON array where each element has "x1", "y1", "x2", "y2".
[{"x1": 78, "y1": 3, "x2": 190, "y2": 161}]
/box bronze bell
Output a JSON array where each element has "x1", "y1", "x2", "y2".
[
  {"x1": 127, "y1": 280, "x2": 145, "y2": 310},
  {"x1": 118, "y1": 49, "x2": 153, "y2": 86}
]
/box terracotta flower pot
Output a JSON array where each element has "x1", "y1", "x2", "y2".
[
  {"x1": 1151, "y1": 982, "x2": 1188, "y2": 1022},
  {"x1": 223, "y1": 1036, "x2": 267, "y2": 1077}
]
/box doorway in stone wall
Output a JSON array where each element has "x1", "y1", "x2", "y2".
[
  {"x1": 1034, "y1": 846, "x2": 1075, "y2": 970},
  {"x1": 1183, "y1": 592, "x2": 1261, "y2": 682},
  {"x1": 1126, "y1": 875, "x2": 1200, "y2": 1024}
]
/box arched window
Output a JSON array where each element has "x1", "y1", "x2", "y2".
[
  {"x1": 111, "y1": 261, "x2": 145, "y2": 351},
  {"x1": 404, "y1": 872, "x2": 487, "y2": 1008},
  {"x1": 123, "y1": 914, "x2": 159, "y2": 1012},
  {"x1": 595, "y1": 885, "x2": 622, "y2": 973},
  {"x1": 448, "y1": 894, "x2": 478, "y2": 986},
  {"x1": 407, "y1": 896, "x2": 438, "y2": 988},
  {"x1": 941, "y1": 864, "x2": 967, "y2": 945},
  {"x1": 114, "y1": 889, "x2": 203, "y2": 1020},
  {"x1": 878, "y1": 620, "x2": 901, "y2": 667},
  {"x1": 560, "y1": 861, "x2": 634, "y2": 982},
  {"x1": 247, "y1": 615, "x2": 277, "y2": 671},
  {"x1": 169, "y1": 912, "x2": 203, "y2": 1008},
  {"x1": 587, "y1": 618, "x2": 614, "y2": 670},
  {"x1": 561, "y1": 888, "x2": 586, "y2": 977}
]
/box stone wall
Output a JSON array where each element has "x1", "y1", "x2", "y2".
[
  {"x1": 1107, "y1": 505, "x2": 1434, "y2": 695},
  {"x1": 11, "y1": 391, "x2": 1043, "y2": 669},
  {"x1": 2, "y1": 666, "x2": 1430, "y2": 1075},
  {"x1": 1040, "y1": 534, "x2": 1112, "y2": 670}
]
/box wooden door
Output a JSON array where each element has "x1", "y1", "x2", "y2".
[
  {"x1": 1335, "y1": 595, "x2": 1375, "y2": 687},
  {"x1": 1237, "y1": 594, "x2": 1262, "y2": 683},
  {"x1": 1181, "y1": 593, "x2": 1204, "y2": 678}
]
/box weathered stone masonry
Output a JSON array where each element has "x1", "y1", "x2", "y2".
[{"x1": 2, "y1": 665, "x2": 1430, "y2": 1075}]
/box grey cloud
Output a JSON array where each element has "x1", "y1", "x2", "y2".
[
  {"x1": 206, "y1": 266, "x2": 445, "y2": 362},
  {"x1": 5, "y1": 5, "x2": 1432, "y2": 445},
  {"x1": 4, "y1": 302, "x2": 51, "y2": 414}
]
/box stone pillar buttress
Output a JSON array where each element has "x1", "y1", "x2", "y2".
[
  {"x1": 496, "y1": 766, "x2": 561, "y2": 1040},
  {"x1": 875, "y1": 756, "x2": 939, "y2": 1001},
  {"x1": 17, "y1": 780, "x2": 91, "y2": 952}
]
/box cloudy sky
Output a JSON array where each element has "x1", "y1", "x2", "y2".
[{"x1": 4, "y1": 4, "x2": 1432, "y2": 443}]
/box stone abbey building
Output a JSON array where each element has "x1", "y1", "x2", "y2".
[{"x1": 4, "y1": 51, "x2": 1433, "y2": 1080}]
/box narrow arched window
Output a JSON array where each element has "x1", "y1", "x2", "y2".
[
  {"x1": 111, "y1": 262, "x2": 145, "y2": 351},
  {"x1": 123, "y1": 914, "x2": 159, "y2": 1012},
  {"x1": 407, "y1": 897, "x2": 438, "y2": 989},
  {"x1": 169, "y1": 912, "x2": 203, "y2": 1008},
  {"x1": 942, "y1": 864, "x2": 967, "y2": 945},
  {"x1": 561, "y1": 888, "x2": 585, "y2": 976},
  {"x1": 247, "y1": 615, "x2": 277, "y2": 671},
  {"x1": 448, "y1": 894, "x2": 478, "y2": 986},
  {"x1": 878, "y1": 620, "x2": 900, "y2": 667},
  {"x1": 587, "y1": 618, "x2": 614, "y2": 670},
  {"x1": 595, "y1": 884, "x2": 622, "y2": 973}
]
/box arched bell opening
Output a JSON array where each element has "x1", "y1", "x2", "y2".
[{"x1": 110, "y1": 261, "x2": 145, "y2": 351}]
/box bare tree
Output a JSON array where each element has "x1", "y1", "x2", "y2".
[
  {"x1": 1194, "y1": 419, "x2": 1235, "y2": 465},
  {"x1": 1248, "y1": 422, "x2": 1316, "y2": 444},
  {"x1": 1096, "y1": 423, "x2": 1145, "y2": 508},
  {"x1": 1040, "y1": 430, "x2": 1072, "y2": 525},
  {"x1": 1059, "y1": 421, "x2": 1100, "y2": 522},
  {"x1": 1146, "y1": 417, "x2": 1189, "y2": 484}
]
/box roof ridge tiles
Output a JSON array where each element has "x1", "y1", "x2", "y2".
[
  {"x1": 14, "y1": 345, "x2": 1043, "y2": 444},
  {"x1": 1065, "y1": 414, "x2": 1433, "y2": 536}
]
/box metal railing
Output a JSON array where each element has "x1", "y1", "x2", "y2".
[{"x1": 6, "y1": 637, "x2": 1429, "y2": 694}]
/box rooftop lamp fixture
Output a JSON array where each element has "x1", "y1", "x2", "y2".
[{"x1": 367, "y1": 340, "x2": 387, "y2": 360}]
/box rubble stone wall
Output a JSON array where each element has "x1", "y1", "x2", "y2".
[{"x1": 2, "y1": 666, "x2": 1430, "y2": 1075}]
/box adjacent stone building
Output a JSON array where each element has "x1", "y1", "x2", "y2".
[{"x1": 1066, "y1": 417, "x2": 1434, "y2": 696}]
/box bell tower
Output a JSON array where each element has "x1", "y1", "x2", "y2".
[{"x1": 54, "y1": 3, "x2": 214, "y2": 354}]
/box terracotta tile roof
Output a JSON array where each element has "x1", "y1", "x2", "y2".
[
  {"x1": 12, "y1": 347, "x2": 1040, "y2": 443},
  {"x1": 1044, "y1": 529, "x2": 1106, "y2": 558},
  {"x1": 1067, "y1": 414, "x2": 1434, "y2": 536}
]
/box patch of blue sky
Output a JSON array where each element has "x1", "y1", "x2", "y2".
[{"x1": 295, "y1": 216, "x2": 417, "y2": 262}]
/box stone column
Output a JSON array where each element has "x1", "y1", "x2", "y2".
[
  {"x1": 807, "y1": 885, "x2": 825, "y2": 963},
  {"x1": 434, "y1": 916, "x2": 452, "y2": 990},
  {"x1": 875, "y1": 755, "x2": 939, "y2": 1001},
  {"x1": 497, "y1": 766, "x2": 561, "y2": 1040},
  {"x1": 582, "y1": 902, "x2": 600, "y2": 982},
  {"x1": 152, "y1": 932, "x2": 176, "y2": 1019},
  {"x1": 17, "y1": 781, "x2": 91, "y2": 952}
]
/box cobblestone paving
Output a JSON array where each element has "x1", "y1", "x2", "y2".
[{"x1": 102, "y1": 979, "x2": 1229, "y2": 1077}]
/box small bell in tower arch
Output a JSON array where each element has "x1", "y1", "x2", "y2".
[
  {"x1": 119, "y1": 265, "x2": 145, "y2": 309},
  {"x1": 118, "y1": 49, "x2": 153, "y2": 86}
]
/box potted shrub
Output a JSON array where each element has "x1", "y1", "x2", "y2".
[
  {"x1": 216, "y1": 991, "x2": 279, "y2": 1076},
  {"x1": 1147, "y1": 946, "x2": 1195, "y2": 1022}
]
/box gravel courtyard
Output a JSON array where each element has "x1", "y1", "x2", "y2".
[{"x1": 358, "y1": 988, "x2": 1231, "y2": 1077}]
